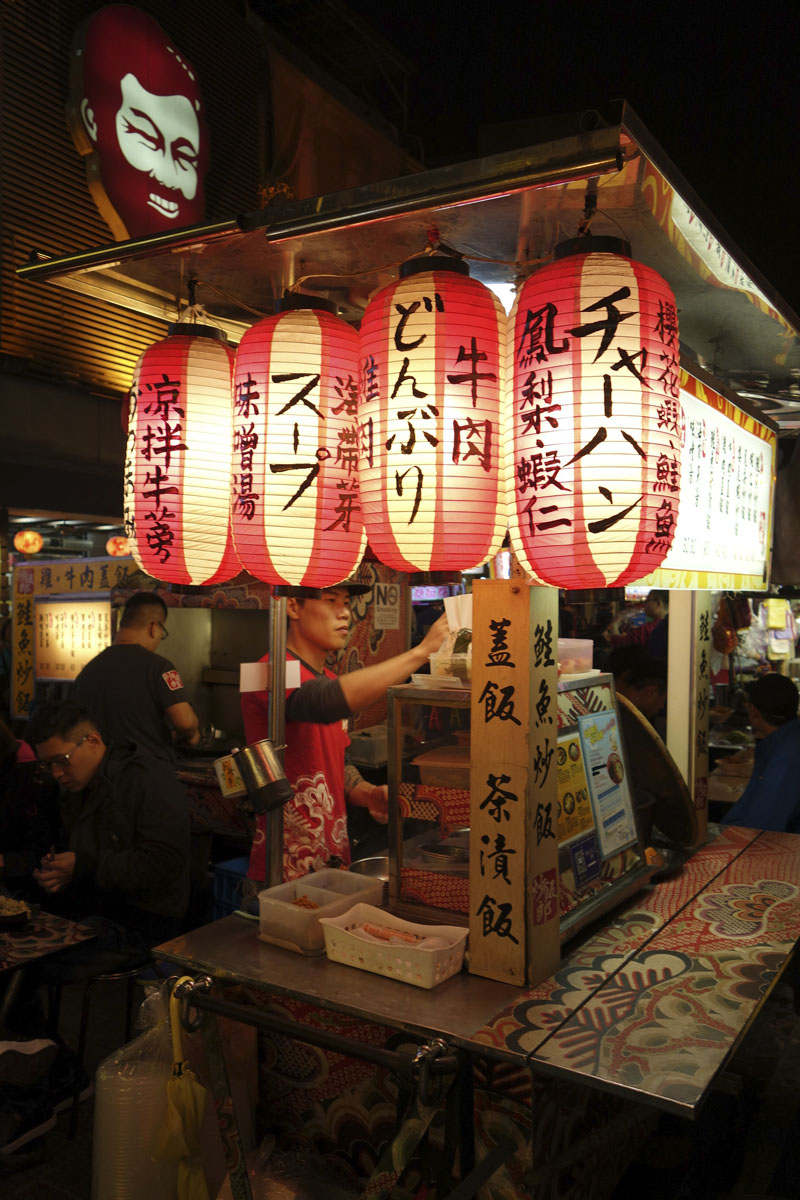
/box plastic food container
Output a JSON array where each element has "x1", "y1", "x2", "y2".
[
  {"x1": 258, "y1": 869, "x2": 383, "y2": 955},
  {"x1": 348, "y1": 724, "x2": 388, "y2": 765},
  {"x1": 412, "y1": 744, "x2": 470, "y2": 788},
  {"x1": 557, "y1": 638, "x2": 594, "y2": 675},
  {"x1": 319, "y1": 903, "x2": 468, "y2": 989}
]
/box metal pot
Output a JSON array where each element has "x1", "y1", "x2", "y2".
[
  {"x1": 231, "y1": 740, "x2": 294, "y2": 814},
  {"x1": 348, "y1": 856, "x2": 389, "y2": 882}
]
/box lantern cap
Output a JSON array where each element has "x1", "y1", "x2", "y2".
[
  {"x1": 400, "y1": 253, "x2": 470, "y2": 279},
  {"x1": 276, "y1": 577, "x2": 372, "y2": 599},
  {"x1": 554, "y1": 235, "x2": 632, "y2": 260},
  {"x1": 166, "y1": 322, "x2": 228, "y2": 342},
  {"x1": 280, "y1": 291, "x2": 337, "y2": 315}
]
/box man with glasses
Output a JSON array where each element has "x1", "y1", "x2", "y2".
[
  {"x1": 26, "y1": 700, "x2": 190, "y2": 963},
  {"x1": 73, "y1": 590, "x2": 200, "y2": 765}
]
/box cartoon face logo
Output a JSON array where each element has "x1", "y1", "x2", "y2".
[{"x1": 68, "y1": 5, "x2": 209, "y2": 240}]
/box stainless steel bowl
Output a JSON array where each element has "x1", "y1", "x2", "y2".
[{"x1": 348, "y1": 856, "x2": 389, "y2": 882}]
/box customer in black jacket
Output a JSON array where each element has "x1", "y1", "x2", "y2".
[{"x1": 25, "y1": 701, "x2": 190, "y2": 978}]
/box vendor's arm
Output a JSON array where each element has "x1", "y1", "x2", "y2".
[
  {"x1": 344, "y1": 761, "x2": 388, "y2": 823},
  {"x1": 338, "y1": 615, "x2": 449, "y2": 713},
  {"x1": 286, "y1": 614, "x2": 449, "y2": 722},
  {"x1": 166, "y1": 700, "x2": 201, "y2": 746}
]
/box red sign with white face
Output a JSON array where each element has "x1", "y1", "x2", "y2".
[{"x1": 67, "y1": 4, "x2": 209, "y2": 240}]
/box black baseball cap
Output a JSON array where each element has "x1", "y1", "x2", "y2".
[
  {"x1": 274, "y1": 578, "x2": 372, "y2": 599},
  {"x1": 746, "y1": 674, "x2": 799, "y2": 723}
]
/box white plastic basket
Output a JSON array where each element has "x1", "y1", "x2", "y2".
[{"x1": 319, "y1": 903, "x2": 468, "y2": 989}]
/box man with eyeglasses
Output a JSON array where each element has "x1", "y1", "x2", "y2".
[
  {"x1": 26, "y1": 700, "x2": 190, "y2": 965},
  {"x1": 73, "y1": 590, "x2": 200, "y2": 765}
]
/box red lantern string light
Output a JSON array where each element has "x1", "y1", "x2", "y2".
[
  {"x1": 13, "y1": 529, "x2": 44, "y2": 554},
  {"x1": 124, "y1": 325, "x2": 241, "y2": 585},
  {"x1": 506, "y1": 238, "x2": 682, "y2": 588},
  {"x1": 358, "y1": 255, "x2": 507, "y2": 572},
  {"x1": 232, "y1": 296, "x2": 365, "y2": 587}
]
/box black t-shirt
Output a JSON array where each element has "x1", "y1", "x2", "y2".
[{"x1": 73, "y1": 643, "x2": 188, "y2": 764}]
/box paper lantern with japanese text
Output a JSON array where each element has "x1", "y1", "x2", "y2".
[
  {"x1": 13, "y1": 530, "x2": 43, "y2": 554},
  {"x1": 506, "y1": 239, "x2": 682, "y2": 588},
  {"x1": 124, "y1": 326, "x2": 241, "y2": 585},
  {"x1": 358, "y1": 257, "x2": 507, "y2": 572},
  {"x1": 232, "y1": 298, "x2": 366, "y2": 586}
]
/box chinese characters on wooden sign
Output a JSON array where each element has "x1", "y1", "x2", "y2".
[
  {"x1": 34, "y1": 598, "x2": 112, "y2": 681},
  {"x1": 11, "y1": 559, "x2": 131, "y2": 717},
  {"x1": 470, "y1": 580, "x2": 560, "y2": 985}
]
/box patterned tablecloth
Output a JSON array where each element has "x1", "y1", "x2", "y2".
[
  {"x1": 157, "y1": 823, "x2": 798, "y2": 1117},
  {"x1": 0, "y1": 909, "x2": 95, "y2": 974}
]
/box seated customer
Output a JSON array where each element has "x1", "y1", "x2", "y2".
[
  {"x1": 25, "y1": 702, "x2": 190, "y2": 979},
  {"x1": 722, "y1": 674, "x2": 800, "y2": 834},
  {"x1": 0, "y1": 719, "x2": 63, "y2": 900},
  {"x1": 611, "y1": 652, "x2": 668, "y2": 734}
]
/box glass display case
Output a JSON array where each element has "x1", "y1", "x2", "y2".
[{"x1": 386, "y1": 675, "x2": 656, "y2": 940}]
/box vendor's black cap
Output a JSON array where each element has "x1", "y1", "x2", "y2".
[
  {"x1": 746, "y1": 674, "x2": 799, "y2": 722},
  {"x1": 275, "y1": 580, "x2": 372, "y2": 599}
]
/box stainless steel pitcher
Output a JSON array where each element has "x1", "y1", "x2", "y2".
[{"x1": 231, "y1": 739, "x2": 294, "y2": 814}]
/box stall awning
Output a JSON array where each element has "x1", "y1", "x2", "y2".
[{"x1": 17, "y1": 101, "x2": 800, "y2": 431}]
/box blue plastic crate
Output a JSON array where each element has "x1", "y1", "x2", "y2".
[{"x1": 212, "y1": 856, "x2": 249, "y2": 919}]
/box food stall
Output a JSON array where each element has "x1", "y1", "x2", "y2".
[{"x1": 17, "y1": 102, "x2": 800, "y2": 1198}]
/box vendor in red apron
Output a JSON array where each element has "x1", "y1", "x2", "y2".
[{"x1": 242, "y1": 580, "x2": 449, "y2": 883}]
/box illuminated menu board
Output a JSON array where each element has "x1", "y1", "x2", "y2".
[
  {"x1": 34, "y1": 596, "x2": 112, "y2": 682},
  {"x1": 645, "y1": 371, "x2": 775, "y2": 590}
]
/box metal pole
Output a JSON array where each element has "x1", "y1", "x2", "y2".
[{"x1": 267, "y1": 594, "x2": 287, "y2": 887}]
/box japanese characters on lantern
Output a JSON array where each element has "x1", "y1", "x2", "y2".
[
  {"x1": 507, "y1": 242, "x2": 682, "y2": 588},
  {"x1": 124, "y1": 326, "x2": 241, "y2": 585},
  {"x1": 232, "y1": 302, "x2": 365, "y2": 587},
  {"x1": 358, "y1": 258, "x2": 507, "y2": 572}
]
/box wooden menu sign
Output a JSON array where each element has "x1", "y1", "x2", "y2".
[{"x1": 469, "y1": 579, "x2": 560, "y2": 987}]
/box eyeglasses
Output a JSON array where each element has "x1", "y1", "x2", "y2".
[
  {"x1": 39, "y1": 733, "x2": 90, "y2": 773},
  {"x1": 152, "y1": 620, "x2": 169, "y2": 640}
]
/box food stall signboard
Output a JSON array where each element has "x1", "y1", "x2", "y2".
[
  {"x1": 11, "y1": 557, "x2": 134, "y2": 717},
  {"x1": 470, "y1": 580, "x2": 560, "y2": 986},
  {"x1": 645, "y1": 370, "x2": 774, "y2": 590},
  {"x1": 556, "y1": 676, "x2": 648, "y2": 941},
  {"x1": 34, "y1": 595, "x2": 112, "y2": 682},
  {"x1": 576, "y1": 710, "x2": 637, "y2": 858}
]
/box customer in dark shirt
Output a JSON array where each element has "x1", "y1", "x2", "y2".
[
  {"x1": 722, "y1": 674, "x2": 800, "y2": 834},
  {"x1": 26, "y1": 701, "x2": 190, "y2": 977},
  {"x1": 73, "y1": 590, "x2": 200, "y2": 765}
]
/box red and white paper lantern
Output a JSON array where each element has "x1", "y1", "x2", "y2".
[
  {"x1": 506, "y1": 239, "x2": 682, "y2": 588},
  {"x1": 358, "y1": 257, "x2": 507, "y2": 572},
  {"x1": 232, "y1": 299, "x2": 365, "y2": 587},
  {"x1": 124, "y1": 325, "x2": 241, "y2": 585}
]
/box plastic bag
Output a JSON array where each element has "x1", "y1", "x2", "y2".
[{"x1": 92, "y1": 982, "x2": 178, "y2": 1200}]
